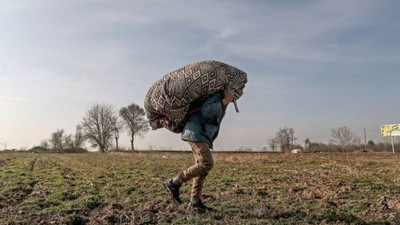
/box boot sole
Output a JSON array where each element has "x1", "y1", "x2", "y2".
[{"x1": 162, "y1": 182, "x2": 182, "y2": 204}]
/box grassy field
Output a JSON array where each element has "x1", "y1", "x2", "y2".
[{"x1": 0, "y1": 152, "x2": 400, "y2": 225}]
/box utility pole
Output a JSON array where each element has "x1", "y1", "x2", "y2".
[
  {"x1": 390, "y1": 131, "x2": 395, "y2": 154},
  {"x1": 364, "y1": 128, "x2": 367, "y2": 152}
]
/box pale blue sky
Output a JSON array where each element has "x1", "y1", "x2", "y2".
[{"x1": 1, "y1": 0, "x2": 399, "y2": 150}]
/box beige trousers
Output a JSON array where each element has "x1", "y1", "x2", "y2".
[{"x1": 177, "y1": 142, "x2": 214, "y2": 198}]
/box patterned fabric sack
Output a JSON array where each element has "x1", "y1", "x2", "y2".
[{"x1": 144, "y1": 60, "x2": 247, "y2": 133}]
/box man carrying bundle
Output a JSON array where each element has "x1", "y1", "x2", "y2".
[{"x1": 144, "y1": 60, "x2": 247, "y2": 210}]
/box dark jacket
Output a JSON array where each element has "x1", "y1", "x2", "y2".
[{"x1": 181, "y1": 92, "x2": 226, "y2": 149}]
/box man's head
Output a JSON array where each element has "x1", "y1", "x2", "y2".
[
  {"x1": 230, "y1": 74, "x2": 247, "y2": 101},
  {"x1": 233, "y1": 84, "x2": 245, "y2": 100},
  {"x1": 228, "y1": 73, "x2": 247, "y2": 113}
]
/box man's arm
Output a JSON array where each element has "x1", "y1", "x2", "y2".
[{"x1": 201, "y1": 89, "x2": 234, "y2": 118}]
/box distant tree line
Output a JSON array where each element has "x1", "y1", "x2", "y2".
[
  {"x1": 6, "y1": 103, "x2": 398, "y2": 153},
  {"x1": 37, "y1": 102, "x2": 149, "y2": 153},
  {"x1": 39, "y1": 126, "x2": 86, "y2": 153},
  {"x1": 267, "y1": 126, "x2": 400, "y2": 153}
]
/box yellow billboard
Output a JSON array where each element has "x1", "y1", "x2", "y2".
[{"x1": 381, "y1": 124, "x2": 400, "y2": 136}]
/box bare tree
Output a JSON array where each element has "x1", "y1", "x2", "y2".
[
  {"x1": 305, "y1": 138, "x2": 311, "y2": 152},
  {"x1": 81, "y1": 103, "x2": 118, "y2": 152},
  {"x1": 119, "y1": 103, "x2": 149, "y2": 151},
  {"x1": 74, "y1": 125, "x2": 85, "y2": 149},
  {"x1": 113, "y1": 119, "x2": 124, "y2": 151},
  {"x1": 40, "y1": 140, "x2": 49, "y2": 149},
  {"x1": 274, "y1": 127, "x2": 297, "y2": 152},
  {"x1": 268, "y1": 138, "x2": 279, "y2": 152},
  {"x1": 50, "y1": 129, "x2": 65, "y2": 150},
  {"x1": 47, "y1": 126, "x2": 85, "y2": 151},
  {"x1": 329, "y1": 126, "x2": 360, "y2": 152},
  {"x1": 64, "y1": 134, "x2": 74, "y2": 149}
]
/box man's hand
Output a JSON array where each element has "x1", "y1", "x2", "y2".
[{"x1": 222, "y1": 89, "x2": 234, "y2": 106}]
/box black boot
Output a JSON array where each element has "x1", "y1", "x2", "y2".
[
  {"x1": 163, "y1": 179, "x2": 182, "y2": 204},
  {"x1": 189, "y1": 197, "x2": 214, "y2": 211}
]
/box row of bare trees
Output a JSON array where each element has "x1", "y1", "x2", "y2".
[
  {"x1": 268, "y1": 126, "x2": 367, "y2": 152},
  {"x1": 41, "y1": 126, "x2": 85, "y2": 151},
  {"x1": 41, "y1": 103, "x2": 149, "y2": 152}
]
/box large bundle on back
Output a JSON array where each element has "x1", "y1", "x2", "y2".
[{"x1": 144, "y1": 60, "x2": 247, "y2": 133}]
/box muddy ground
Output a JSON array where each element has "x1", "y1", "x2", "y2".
[{"x1": 0, "y1": 152, "x2": 399, "y2": 224}]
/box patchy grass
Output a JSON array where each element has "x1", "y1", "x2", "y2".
[{"x1": 0, "y1": 152, "x2": 400, "y2": 224}]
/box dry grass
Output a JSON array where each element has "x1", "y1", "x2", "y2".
[{"x1": 1, "y1": 152, "x2": 399, "y2": 224}]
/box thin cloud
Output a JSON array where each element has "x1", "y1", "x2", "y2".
[{"x1": 179, "y1": 1, "x2": 385, "y2": 63}]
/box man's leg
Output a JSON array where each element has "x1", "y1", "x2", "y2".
[
  {"x1": 190, "y1": 142, "x2": 213, "y2": 198},
  {"x1": 164, "y1": 142, "x2": 213, "y2": 206},
  {"x1": 186, "y1": 142, "x2": 214, "y2": 210},
  {"x1": 177, "y1": 142, "x2": 213, "y2": 186},
  {"x1": 191, "y1": 175, "x2": 207, "y2": 198}
]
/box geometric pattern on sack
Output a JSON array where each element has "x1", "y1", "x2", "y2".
[{"x1": 144, "y1": 60, "x2": 247, "y2": 124}]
